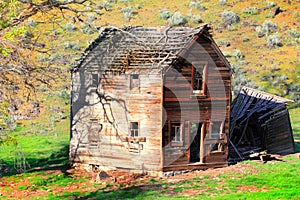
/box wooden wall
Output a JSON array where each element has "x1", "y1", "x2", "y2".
[
  {"x1": 70, "y1": 70, "x2": 163, "y2": 171},
  {"x1": 162, "y1": 35, "x2": 231, "y2": 169}
]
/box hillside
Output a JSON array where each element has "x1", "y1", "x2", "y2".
[
  {"x1": 0, "y1": 0, "x2": 299, "y2": 117},
  {"x1": 0, "y1": 0, "x2": 299, "y2": 199}
]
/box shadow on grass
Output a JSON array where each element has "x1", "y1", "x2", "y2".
[
  {"x1": 295, "y1": 142, "x2": 300, "y2": 153},
  {"x1": 1, "y1": 144, "x2": 70, "y2": 176},
  {"x1": 57, "y1": 183, "x2": 165, "y2": 200}
]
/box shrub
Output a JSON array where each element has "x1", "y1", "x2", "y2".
[
  {"x1": 243, "y1": 7, "x2": 259, "y2": 15},
  {"x1": 189, "y1": 1, "x2": 207, "y2": 11},
  {"x1": 167, "y1": 12, "x2": 187, "y2": 26},
  {"x1": 262, "y1": 20, "x2": 277, "y2": 35},
  {"x1": 255, "y1": 26, "x2": 265, "y2": 37},
  {"x1": 101, "y1": 1, "x2": 112, "y2": 11},
  {"x1": 65, "y1": 23, "x2": 77, "y2": 32},
  {"x1": 266, "y1": 1, "x2": 276, "y2": 8},
  {"x1": 81, "y1": 24, "x2": 96, "y2": 34},
  {"x1": 27, "y1": 18, "x2": 37, "y2": 27},
  {"x1": 86, "y1": 14, "x2": 95, "y2": 21},
  {"x1": 121, "y1": 6, "x2": 134, "y2": 21},
  {"x1": 160, "y1": 9, "x2": 173, "y2": 20},
  {"x1": 219, "y1": 39, "x2": 230, "y2": 47},
  {"x1": 227, "y1": 24, "x2": 237, "y2": 31},
  {"x1": 222, "y1": 51, "x2": 231, "y2": 58},
  {"x1": 220, "y1": 0, "x2": 226, "y2": 6},
  {"x1": 190, "y1": 14, "x2": 202, "y2": 23},
  {"x1": 265, "y1": 13, "x2": 274, "y2": 18},
  {"x1": 233, "y1": 49, "x2": 244, "y2": 61},
  {"x1": 288, "y1": 29, "x2": 300, "y2": 38},
  {"x1": 65, "y1": 41, "x2": 80, "y2": 50},
  {"x1": 135, "y1": 4, "x2": 142, "y2": 9},
  {"x1": 267, "y1": 33, "x2": 282, "y2": 48},
  {"x1": 221, "y1": 10, "x2": 240, "y2": 25}
]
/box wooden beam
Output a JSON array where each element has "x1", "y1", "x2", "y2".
[{"x1": 200, "y1": 123, "x2": 205, "y2": 164}]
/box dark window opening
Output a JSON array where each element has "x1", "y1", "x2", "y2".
[
  {"x1": 192, "y1": 63, "x2": 207, "y2": 95},
  {"x1": 130, "y1": 74, "x2": 140, "y2": 92},
  {"x1": 92, "y1": 73, "x2": 98, "y2": 87},
  {"x1": 130, "y1": 122, "x2": 139, "y2": 137}
]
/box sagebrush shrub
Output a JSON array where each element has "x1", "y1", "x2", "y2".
[
  {"x1": 121, "y1": 6, "x2": 134, "y2": 21},
  {"x1": 189, "y1": 1, "x2": 207, "y2": 11},
  {"x1": 267, "y1": 33, "x2": 282, "y2": 48},
  {"x1": 160, "y1": 9, "x2": 173, "y2": 20},
  {"x1": 167, "y1": 12, "x2": 187, "y2": 26},
  {"x1": 221, "y1": 10, "x2": 240, "y2": 25},
  {"x1": 243, "y1": 7, "x2": 259, "y2": 15},
  {"x1": 65, "y1": 23, "x2": 77, "y2": 31},
  {"x1": 262, "y1": 20, "x2": 277, "y2": 35}
]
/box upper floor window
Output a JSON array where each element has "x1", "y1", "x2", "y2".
[
  {"x1": 130, "y1": 74, "x2": 140, "y2": 92},
  {"x1": 92, "y1": 73, "x2": 98, "y2": 87},
  {"x1": 192, "y1": 63, "x2": 208, "y2": 96}
]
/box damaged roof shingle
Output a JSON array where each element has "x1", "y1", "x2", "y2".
[{"x1": 72, "y1": 24, "x2": 212, "y2": 73}]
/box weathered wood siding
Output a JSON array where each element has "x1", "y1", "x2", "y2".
[
  {"x1": 70, "y1": 71, "x2": 163, "y2": 171},
  {"x1": 163, "y1": 35, "x2": 231, "y2": 168}
]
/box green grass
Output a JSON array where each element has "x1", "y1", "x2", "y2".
[
  {"x1": 43, "y1": 157, "x2": 300, "y2": 200},
  {"x1": 0, "y1": 94, "x2": 70, "y2": 176}
]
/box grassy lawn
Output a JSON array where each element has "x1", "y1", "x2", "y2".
[
  {"x1": 1, "y1": 156, "x2": 299, "y2": 199},
  {"x1": 0, "y1": 108, "x2": 299, "y2": 199}
]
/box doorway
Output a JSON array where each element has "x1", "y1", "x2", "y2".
[{"x1": 190, "y1": 122, "x2": 202, "y2": 163}]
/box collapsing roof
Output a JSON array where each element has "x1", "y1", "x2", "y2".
[
  {"x1": 229, "y1": 87, "x2": 295, "y2": 163},
  {"x1": 72, "y1": 24, "x2": 218, "y2": 73}
]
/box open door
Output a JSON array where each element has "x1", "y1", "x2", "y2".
[{"x1": 190, "y1": 122, "x2": 202, "y2": 163}]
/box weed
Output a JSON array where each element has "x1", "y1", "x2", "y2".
[
  {"x1": 135, "y1": 4, "x2": 142, "y2": 9},
  {"x1": 64, "y1": 41, "x2": 80, "y2": 50},
  {"x1": 262, "y1": 20, "x2": 277, "y2": 35},
  {"x1": 220, "y1": 0, "x2": 226, "y2": 6},
  {"x1": 65, "y1": 23, "x2": 77, "y2": 32},
  {"x1": 121, "y1": 6, "x2": 134, "y2": 21},
  {"x1": 189, "y1": 1, "x2": 207, "y2": 11},
  {"x1": 101, "y1": 1, "x2": 112, "y2": 11},
  {"x1": 27, "y1": 18, "x2": 37, "y2": 27},
  {"x1": 219, "y1": 39, "x2": 230, "y2": 47},
  {"x1": 160, "y1": 9, "x2": 173, "y2": 20},
  {"x1": 167, "y1": 12, "x2": 187, "y2": 27},
  {"x1": 267, "y1": 33, "x2": 282, "y2": 48},
  {"x1": 86, "y1": 14, "x2": 95, "y2": 21},
  {"x1": 288, "y1": 29, "x2": 300, "y2": 38},
  {"x1": 190, "y1": 14, "x2": 202, "y2": 23},
  {"x1": 243, "y1": 7, "x2": 259, "y2": 15},
  {"x1": 266, "y1": 1, "x2": 276, "y2": 8},
  {"x1": 233, "y1": 49, "x2": 244, "y2": 61},
  {"x1": 81, "y1": 24, "x2": 96, "y2": 35},
  {"x1": 221, "y1": 10, "x2": 240, "y2": 26},
  {"x1": 265, "y1": 13, "x2": 274, "y2": 18}
]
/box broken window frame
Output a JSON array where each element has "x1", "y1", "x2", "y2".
[
  {"x1": 169, "y1": 121, "x2": 184, "y2": 147},
  {"x1": 191, "y1": 62, "x2": 208, "y2": 97},
  {"x1": 208, "y1": 121, "x2": 224, "y2": 139}
]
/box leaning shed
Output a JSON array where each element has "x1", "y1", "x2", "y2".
[
  {"x1": 70, "y1": 25, "x2": 232, "y2": 174},
  {"x1": 229, "y1": 86, "x2": 295, "y2": 163}
]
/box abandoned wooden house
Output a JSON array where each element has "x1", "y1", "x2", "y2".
[
  {"x1": 229, "y1": 86, "x2": 295, "y2": 163},
  {"x1": 70, "y1": 24, "x2": 232, "y2": 174}
]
